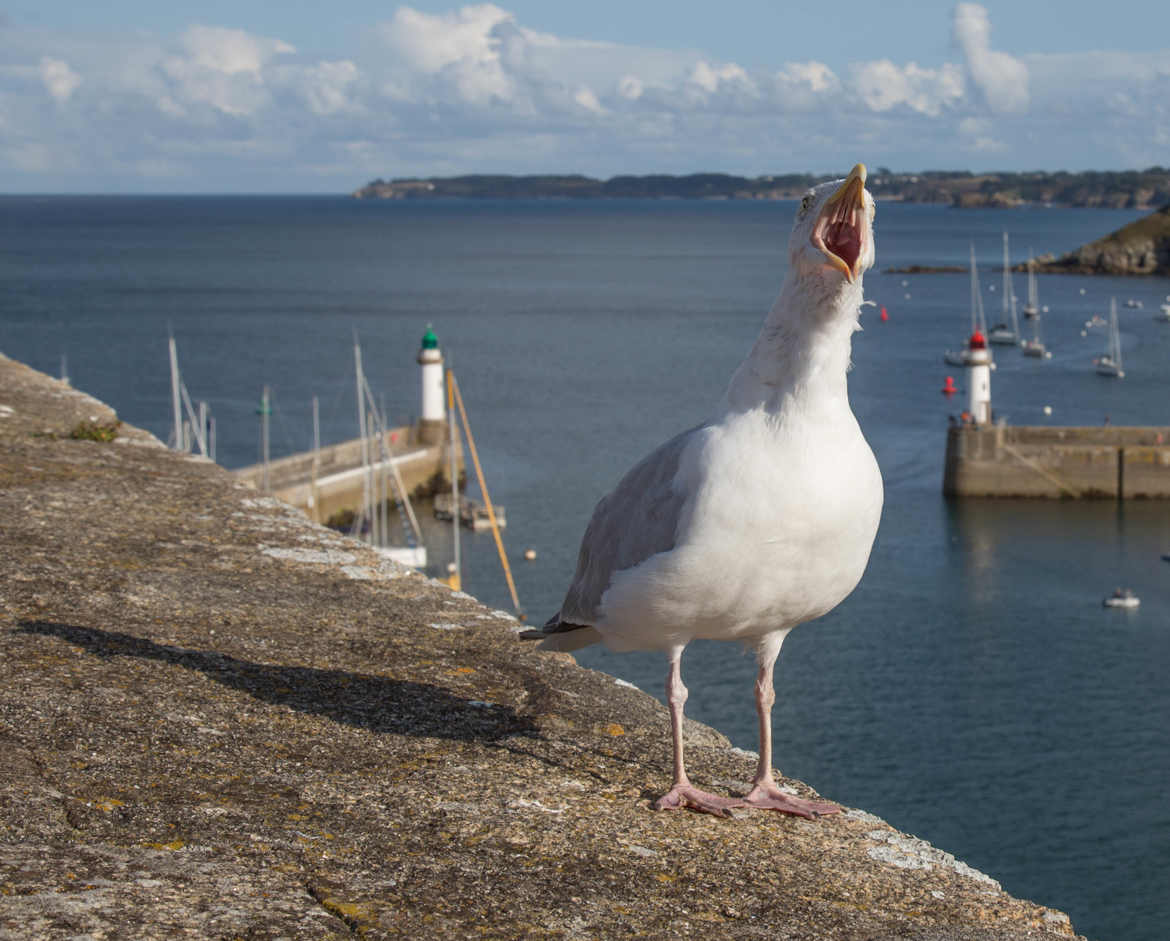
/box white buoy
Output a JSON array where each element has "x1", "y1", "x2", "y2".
[
  {"x1": 417, "y1": 326, "x2": 445, "y2": 423},
  {"x1": 1043, "y1": 405, "x2": 1053, "y2": 416},
  {"x1": 523, "y1": 548, "x2": 537, "y2": 561}
]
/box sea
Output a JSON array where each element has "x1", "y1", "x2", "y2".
[{"x1": 3, "y1": 194, "x2": 1169, "y2": 941}]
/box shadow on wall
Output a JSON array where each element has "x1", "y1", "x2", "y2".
[{"x1": 15, "y1": 620, "x2": 535, "y2": 742}]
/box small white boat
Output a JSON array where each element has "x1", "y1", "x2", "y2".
[
  {"x1": 376, "y1": 545, "x2": 428, "y2": 568},
  {"x1": 1125, "y1": 299, "x2": 1143, "y2": 309},
  {"x1": 1022, "y1": 338, "x2": 1049, "y2": 359},
  {"x1": 1103, "y1": 588, "x2": 1140, "y2": 609},
  {"x1": 1096, "y1": 298, "x2": 1125, "y2": 378},
  {"x1": 1156, "y1": 302, "x2": 1170, "y2": 322}
]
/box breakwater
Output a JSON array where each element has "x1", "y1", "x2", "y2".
[
  {"x1": 943, "y1": 424, "x2": 1170, "y2": 498},
  {"x1": 0, "y1": 352, "x2": 1081, "y2": 939},
  {"x1": 232, "y1": 426, "x2": 460, "y2": 524}
]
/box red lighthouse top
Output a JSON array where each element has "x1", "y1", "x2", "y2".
[{"x1": 968, "y1": 329, "x2": 987, "y2": 350}]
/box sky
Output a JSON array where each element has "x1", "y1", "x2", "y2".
[{"x1": 2, "y1": 0, "x2": 1168, "y2": 192}]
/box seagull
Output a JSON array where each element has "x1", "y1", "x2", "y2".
[{"x1": 522, "y1": 164, "x2": 882, "y2": 818}]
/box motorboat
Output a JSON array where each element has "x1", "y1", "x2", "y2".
[{"x1": 1103, "y1": 588, "x2": 1140, "y2": 609}]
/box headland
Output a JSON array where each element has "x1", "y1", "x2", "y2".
[{"x1": 353, "y1": 168, "x2": 1170, "y2": 209}]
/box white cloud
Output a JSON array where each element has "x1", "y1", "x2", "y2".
[
  {"x1": 952, "y1": 3, "x2": 1028, "y2": 114},
  {"x1": 0, "y1": 3, "x2": 1167, "y2": 191},
  {"x1": 160, "y1": 26, "x2": 296, "y2": 117},
  {"x1": 379, "y1": 5, "x2": 516, "y2": 105},
  {"x1": 39, "y1": 57, "x2": 81, "y2": 101},
  {"x1": 180, "y1": 25, "x2": 295, "y2": 75},
  {"x1": 617, "y1": 75, "x2": 644, "y2": 100},
  {"x1": 777, "y1": 61, "x2": 838, "y2": 94},
  {"x1": 293, "y1": 60, "x2": 361, "y2": 115},
  {"x1": 850, "y1": 59, "x2": 964, "y2": 116},
  {"x1": 573, "y1": 85, "x2": 605, "y2": 114},
  {"x1": 689, "y1": 61, "x2": 755, "y2": 96}
]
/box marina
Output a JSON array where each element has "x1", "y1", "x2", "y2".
[{"x1": 231, "y1": 330, "x2": 462, "y2": 529}]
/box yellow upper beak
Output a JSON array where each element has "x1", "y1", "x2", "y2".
[{"x1": 825, "y1": 163, "x2": 867, "y2": 210}]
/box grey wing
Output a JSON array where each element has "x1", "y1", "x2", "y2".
[{"x1": 555, "y1": 424, "x2": 702, "y2": 626}]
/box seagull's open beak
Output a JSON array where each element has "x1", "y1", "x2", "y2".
[{"x1": 812, "y1": 163, "x2": 868, "y2": 284}]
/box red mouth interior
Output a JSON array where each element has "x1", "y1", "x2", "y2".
[{"x1": 817, "y1": 201, "x2": 864, "y2": 272}]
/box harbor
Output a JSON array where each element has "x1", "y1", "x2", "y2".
[
  {"x1": 7, "y1": 195, "x2": 1170, "y2": 941},
  {"x1": 941, "y1": 230, "x2": 1170, "y2": 500},
  {"x1": 229, "y1": 327, "x2": 461, "y2": 526}
]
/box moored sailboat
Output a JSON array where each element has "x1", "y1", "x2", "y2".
[
  {"x1": 1096, "y1": 298, "x2": 1125, "y2": 378},
  {"x1": 988, "y1": 232, "x2": 1020, "y2": 345},
  {"x1": 944, "y1": 244, "x2": 995, "y2": 368},
  {"x1": 1021, "y1": 252, "x2": 1041, "y2": 319}
]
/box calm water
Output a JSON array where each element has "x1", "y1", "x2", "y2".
[{"x1": 4, "y1": 195, "x2": 1170, "y2": 940}]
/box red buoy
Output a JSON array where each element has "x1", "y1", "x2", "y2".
[
  {"x1": 942, "y1": 375, "x2": 957, "y2": 396},
  {"x1": 880, "y1": 306, "x2": 889, "y2": 322}
]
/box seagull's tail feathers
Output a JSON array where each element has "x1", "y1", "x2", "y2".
[{"x1": 518, "y1": 614, "x2": 602, "y2": 652}]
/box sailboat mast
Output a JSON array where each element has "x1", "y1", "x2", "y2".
[
  {"x1": 309, "y1": 396, "x2": 320, "y2": 522},
  {"x1": 259, "y1": 385, "x2": 270, "y2": 493},
  {"x1": 447, "y1": 365, "x2": 461, "y2": 591},
  {"x1": 354, "y1": 338, "x2": 369, "y2": 545},
  {"x1": 968, "y1": 243, "x2": 978, "y2": 334},
  {"x1": 1001, "y1": 232, "x2": 1011, "y2": 319},
  {"x1": 1111, "y1": 298, "x2": 1121, "y2": 365},
  {"x1": 169, "y1": 335, "x2": 182, "y2": 451}
]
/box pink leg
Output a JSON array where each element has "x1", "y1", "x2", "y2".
[
  {"x1": 652, "y1": 646, "x2": 745, "y2": 817},
  {"x1": 742, "y1": 657, "x2": 839, "y2": 818}
]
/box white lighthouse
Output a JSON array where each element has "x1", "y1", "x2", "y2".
[
  {"x1": 965, "y1": 328, "x2": 992, "y2": 425},
  {"x1": 417, "y1": 325, "x2": 446, "y2": 443}
]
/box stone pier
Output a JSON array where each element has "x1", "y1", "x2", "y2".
[{"x1": 943, "y1": 423, "x2": 1170, "y2": 499}]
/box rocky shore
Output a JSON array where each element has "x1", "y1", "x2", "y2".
[
  {"x1": 0, "y1": 352, "x2": 1082, "y2": 939},
  {"x1": 1032, "y1": 203, "x2": 1170, "y2": 276}
]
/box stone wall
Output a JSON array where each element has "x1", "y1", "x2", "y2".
[{"x1": 0, "y1": 353, "x2": 1081, "y2": 939}]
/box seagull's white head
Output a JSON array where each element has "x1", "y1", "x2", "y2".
[{"x1": 789, "y1": 163, "x2": 876, "y2": 290}]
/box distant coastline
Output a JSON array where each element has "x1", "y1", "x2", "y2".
[{"x1": 353, "y1": 169, "x2": 1170, "y2": 209}]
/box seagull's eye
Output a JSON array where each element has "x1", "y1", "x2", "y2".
[{"x1": 799, "y1": 194, "x2": 814, "y2": 216}]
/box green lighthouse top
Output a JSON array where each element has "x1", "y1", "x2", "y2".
[{"x1": 421, "y1": 326, "x2": 439, "y2": 350}]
